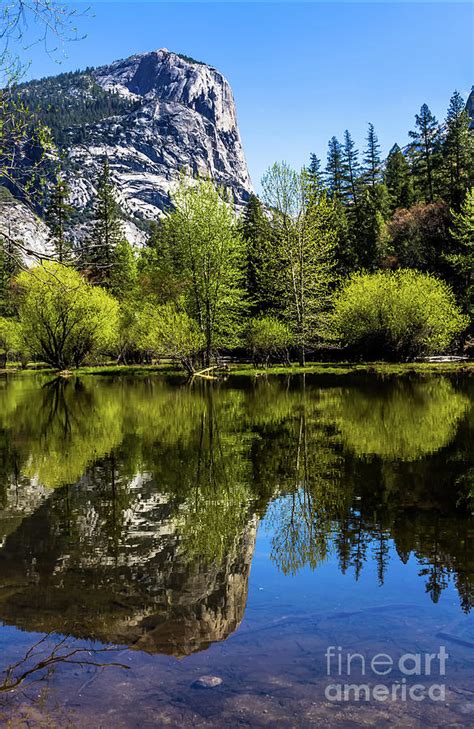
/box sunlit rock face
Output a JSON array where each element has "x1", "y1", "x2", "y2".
[
  {"x1": 53, "y1": 49, "x2": 251, "y2": 247},
  {"x1": 0, "y1": 470, "x2": 258, "y2": 657}
]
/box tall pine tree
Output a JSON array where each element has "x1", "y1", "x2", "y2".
[
  {"x1": 46, "y1": 176, "x2": 73, "y2": 263},
  {"x1": 83, "y1": 158, "x2": 124, "y2": 286},
  {"x1": 0, "y1": 234, "x2": 22, "y2": 316},
  {"x1": 408, "y1": 104, "x2": 441, "y2": 203},
  {"x1": 363, "y1": 123, "x2": 382, "y2": 187},
  {"x1": 325, "y1": 137, "x2": 344, "y2": 199},
  {"x1": 442, "y1": 91, "x2": 474, "y2": 210},
  {"x1": 384, "y1": 144, "x2": 414, "y2": 212}
]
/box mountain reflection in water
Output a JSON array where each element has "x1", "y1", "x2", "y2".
[{"x1": 0, "y1": 372, "x2": 472, "y2": 659}]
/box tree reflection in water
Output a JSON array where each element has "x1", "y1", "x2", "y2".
[{"x1": 0, "y1": 371, "x2": 471, "y2": 665}]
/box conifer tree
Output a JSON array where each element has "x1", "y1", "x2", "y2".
[
  {"x1": 307, "y1": 153, "x2": 324, "y2": 193},
  {"x1": 442, "y1": 91, "x2": 474, "y2": 210},
  {"x1": 384, "y1": 144, "x2": 414, "y2": 212},
  {"x1": 46, "y1": 176, "x2": 73, "y2": 263},
  {"x1": 445, "y1": 187, "x2": 474, "y2": 313},
  {"x1": 363, "y1": 123, "x2": 382, "y2": 187},
  {"x1": 325, "y1": 137, "x2": 344, "y2": 199},
  {"x1": 408, "y1": 104, "x2": 441, "y2": 203},
  {"x1": 0, "y1": 234, "x2": 22, "y2": 316},
  {"x1": 342, "y1": 130, "x2": 361, "y2": 207},
  {"x1": 240, "y1": 194, "x2": 282, "y2": 315},
  {"x1": 83, "y1": 158, "x2": 124, "y2": 285},
  {"x1": 109, "y1": 239, "x2": 138, "y2": 302}
]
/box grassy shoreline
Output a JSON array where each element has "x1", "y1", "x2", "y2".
[{"x1": 1, "y1": 361, "x2": 473, "y2": 378}]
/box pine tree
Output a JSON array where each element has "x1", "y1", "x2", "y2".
[
  {"x1": 408, "y1": 104, "x2": 441, "y2": 203},
  {"x1": 384, "y1": 143, "x2": 414, "y2": 211},
  {"x1": 445, "y1": 187, "x2": 474, "y2": 313},
  {"x1": 363, "y1": 123, "x2": 382, "y2": 187},
  {"x1": 83, "y1": 158, "x2": 124, "y2": 286},
  {"x1": 442, "y1": 91, "x2": 474, "y2": 210},
  {"x1": 240, "y1": 194, "x2": 282, "y2": 315},
  {"x1": 0, "y1": 235, "x2": 22, "y2": 317},
  {"x1": 342, "y1": 130, "x2": 361, "y2": 207},
  {"x1": 307, "y1": 153, "x2": 324, "y2": 193},
  {"x1": 325, "y1": 137, "x2": 344, "y2": 199},
  {"x1": 46, "y1": 176, "x2": 73, "y2": 263},
  {"x1": 109, "y1": 239, "x2": 138, "y2": 302}
]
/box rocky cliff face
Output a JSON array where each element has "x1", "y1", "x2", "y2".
[{"x1": 13, "y1": 48, "x2": 252, "y2": 248}]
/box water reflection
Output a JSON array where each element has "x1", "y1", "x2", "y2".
[{"x1": 0, "y1": 372, "x2": 472, "y2": 658}]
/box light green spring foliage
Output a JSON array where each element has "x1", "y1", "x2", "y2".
[
  {"x1": 246, "y1": 316, "x2": 292, "y2": 364},
  {"x1": 0, "y1": 316, "x2": 22, "y2": 354},
  {"x1": 135, "y1": 301, "x2": 205, "y2": 372},
  {"x1": 261, "y1": 163, "x2": 338, "y2": 363},
  {"x1": 17, "y1": 262, "x2": 119, "y2": 369},
  {"x1": 331, "y1": 269, "x2": 468, "y2": 359},
  {"x1": 167, "y1": 176, "x2": 247, "y2": 359},
  {"x1": 320, "y1": 379, "x2": 470, "y2": 461}
]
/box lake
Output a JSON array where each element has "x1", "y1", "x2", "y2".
[{"x1": 0, "y1": 372, "x2": 472, "y2": 727}]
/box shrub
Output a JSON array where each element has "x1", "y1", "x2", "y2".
[
  {"x1": 246, "y1": 316, "x2": 293, "y2": 366},
  {"x1": 17, "y1": 262, "x2": 119, "y2": 369},
  {"x1": 331, "y1": 269, "x2": 468, "y2": 360}
]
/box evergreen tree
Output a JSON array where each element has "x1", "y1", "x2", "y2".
[
  {"x1": 342, "y1": 130, "x2": 361, "y2": 207},
  {"x1": 307, "y1": 153, "x2": 324, "y2": 193},
  {"x1": 83, "y1": 158, "x2": 124, "y2": 285},
  {"x1": 325, "y1": 137, "x2": 344, "y2": 199},
  {"x1": 384, "y1": 144, "x2": 414, "y2": 211},
  {"x1": 109, "y1": 239, "x2": 138, "y2": 302},
  {"x1": 445, "y1": 187, "x2": 474, "y2": 313},
  {"x1": 46, "y1": 176, "x2": 73, "y2": 263},
  {"x1": 240, "y1": 194, "x2": 282, "y2": 315},
  {"x1": 0, "y1": 235, "x2": 22, "y2": 317},
  {"x1": 355, "y1": 184, "x2": 390, "y2": 269},
  {"x1": 442, "y1": 91, "x2": 474, "y2": 210},
  {"x1": 408, "y1": 104, "x2": 441, "y2": 203},
  {"x1": 363, "y1": 123, "x2": 382, "y2": 187}
]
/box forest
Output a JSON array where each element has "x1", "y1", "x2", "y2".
[{"x1": 0, "y1": 89, "x2": 473, "y2": 372}]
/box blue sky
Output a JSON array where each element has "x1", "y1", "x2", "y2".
[{"x1": 22, "y1": 2, "x2": 473, "y2": 190}]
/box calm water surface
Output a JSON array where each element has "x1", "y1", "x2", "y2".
[{"x1": 0, "y1": 372, "x2": 472, "y2": 727}]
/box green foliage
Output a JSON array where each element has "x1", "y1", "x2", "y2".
[
  {"x1": 408, "y1": 103, "x2": 442, "y2": 203},
  {"x1": 442, "y1": 91, "x2": 474, "y2": 210},
  {"x1": 0, "y1": 233, "x2": 22, "y2": 316},
  {"x1": 17, "y1": 262, "x2": 119, "y2": 369},
  {"x1": 262, "y1": 163, "x2": 339, "y2": 365},
  {"x1": 384, "y1": 144, "x2": 414, "y2": 212},
  {"x1": 363, "y1": 123, "x2": 382, "y2": 187},
  {"x1": 325, "y1": 136, "x2": 344, "y2": 198},
  {"x1": 136, "y1": 301, "x2": 205, "y2": 373},
  {"x1": 445, "y1": 187, "x2": 474, "y2": 314},
  {"x1": 0, "y1": 316, "x2": 22, "y2": 361},
  {"x1": 19, "y1": 70, "x2": 138, "y2": 146},
  {"x1": 109, "y1": 239, "x2": 137, "y2": 301},
  {"x1": 246, "y1": 316, "x2": 292, "y2": 366},
  {"x1": 166, "y1": 177, "x2": 247, "y2": 363},
  {"x1": 81, "y1": 158, "x2": 125, "y2": 285},
  {"x1": 45, "y1": 175, "x2": 74, "y2": 263},
  {"x1": 331, "y1": 269, "x2": 468, "y2": 360}
]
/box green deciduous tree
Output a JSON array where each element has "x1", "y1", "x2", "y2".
[
  {"x1": 262, "y1": 163, "x2": 338, "y2": 365},
  {"x1": 246, "y1": 316, "x2": 292, "y2": 366},
  {"x1": 166, "y1": 177, "x2": 246, "y2": 365},
  {"x1": 17, "y1": 262, "x2": 119, "y2": 369},
  {"x1": 331, "y1": 269, "x2": 468, "y2": 360}
]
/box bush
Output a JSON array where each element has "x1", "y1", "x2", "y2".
[
  {"x1": 331, "y1": 269, "x2": 468, "y2": 360},
  {"x1": 17, "y1": 262, "x2": 119, "y2": 369},
  {"x1": 0, "y1": 317, "x2": 23, "y2": 367},
  {"x1": 246, "y1": 316, "x2": 293, "y2": 366}
]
